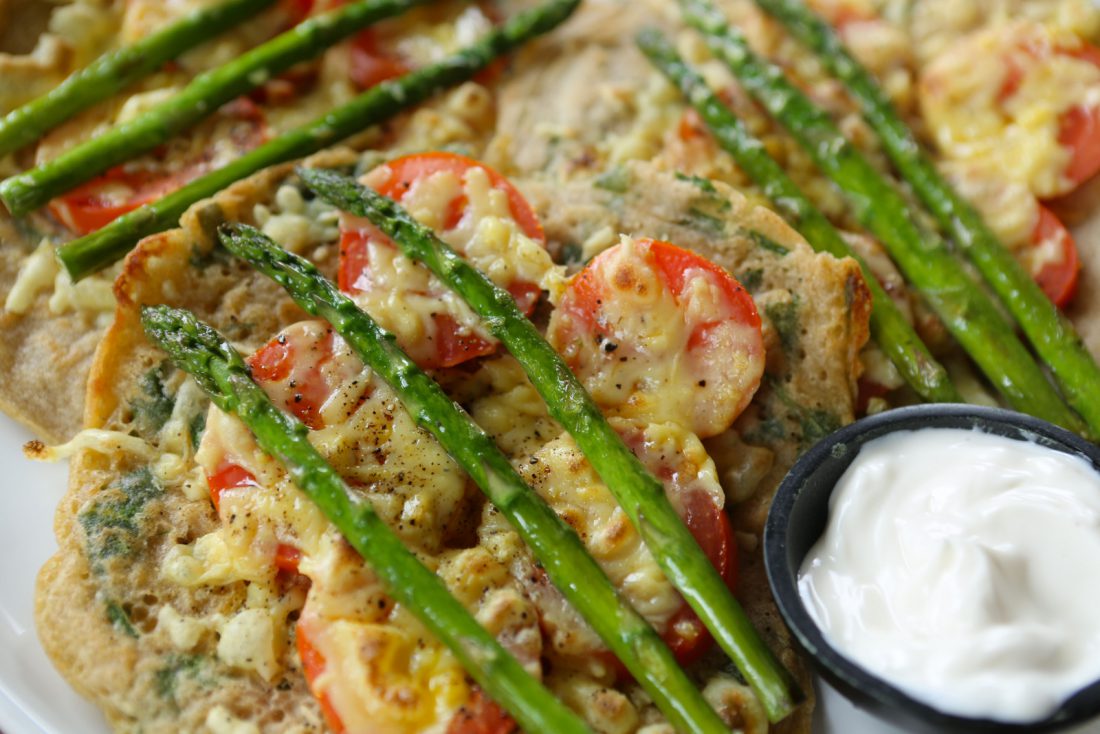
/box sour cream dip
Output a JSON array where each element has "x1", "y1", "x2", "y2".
[{"x1": 798, "y1": 427, "x2": 1100, "y2": 723}]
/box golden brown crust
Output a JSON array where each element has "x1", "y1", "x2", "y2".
[
  {"x1": 37, "y1": 150, "x2": 356, "y2": 734},
  {"x1": 36, "y1": 143, "x2": 854, "y2": 732}
]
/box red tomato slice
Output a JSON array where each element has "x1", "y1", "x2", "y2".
[
  {"x1": 592, "y1": 490, "x2": 736, "y2": 672},
  {"x1": 615, "y1": 425, "x2": 737, "y2": 669},
  {"x1": 205, "y1": 460, "x2": 301, "y2": 573},
  {"x1": 548, "y1": 238, "x2": 764, "y2": 439},
  {"x1": 1059, "y1": 102, "x2": 1100, "y2": 188},
  {"x1": 995, "y1": 40, "x2": 1100, "y2": 192},
  {"x1": 370, "y1": 152, "x2": 545, "y2": 240},
  {"x1": 349, "y1": 27, "x2": 411, "y2": 90},
  {"x1": 49, "y1": 98, "x2": 268, "y2": 235},
  {"x1": 246, "y1": 323, "x2": 343, "y2": 430},
  {"x1": 446, "y1": 689, "x2": 518, "y2": 734},
  {"x1": 339, "y1": 152, "x2": 546, "y2": 369},
  {"x1": 1028, "y1": 205, "x2": 1080, "y2": 308},
  {"x1": 300, "y1": 624, "x2": 515, "y2": 734},
  {"x1": 662, "y1": 489, "x2": 737, "y2": 667},
  {"x1": 278, "y1": 0, "x2": 316, "y2": 26},
  {"x1": 297, "y1": 622, "x2": 348, "y2": 734},
  {"x1": 206, "y1": 460, "x2": 261, "y2": 511}
]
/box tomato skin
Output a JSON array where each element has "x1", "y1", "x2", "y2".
[
  {"x1": 591, "y1": 425, "x2": 738, "y2": 674},
  {"x1": 562, "y1": 237, "x2": 759, "y2": 343},
  {"x1": 296, "y1": 623, "x2": 348, "y2": 734},
  {"x1": 1029, "y1": 205, "x2": 1080, "y2": 308},
  {"x1": 339, "y1": 153, "x2": 546, "y2": 369},
  {"x1": 662, "y1": 489, "x2": 738, "y2": 667},
  {"x1": 993, "y1": 40, "x2": 1100, "y2": 192},
  {"x1": 371, "y1": 152, "x2": 545, "y2": 242},
  {"x1": 48, "y1": 168, "x2": 172, "y2": 235},
  {"x1": 299, "y1": 625, "x2": 515, "y2": 734},
  {"x1": 550, "y1": 237, "x2": 764, "y2": 439},
  {"x1": 48, "y1": 99, "x2": 268, "y2": 235},
  {"x1": 594, "y1": 487, "x2": 737, "y2": 676},
  {"x1": 204, "y1": 460, "x2": 301, "y2": 573},
  {"x1": 206, "y1": 461, "x2": 261, "y2": 511},
  {"x1": 246, "y1": 327, "x2": 339, "y2": 429},
  {"x1": 349, "y1": 28, "x2": 410, "y2": 90},
  {"x1": 1059, "y1": 103, "x2": 1100, "y2": 187}
]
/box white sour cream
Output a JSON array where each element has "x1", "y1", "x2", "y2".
[{"x1": 799, "y1": 427, "x2": 1100, "y2": 722}]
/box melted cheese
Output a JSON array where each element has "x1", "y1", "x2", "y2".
[
  {"x1": 468, "y1": 356, "x2": 560, "y2": 457},
  {"x1": 206, "y1": 705, "x2": 261, "y2": 734},
  {"x1": 548, "y1": 236, "x2": 763, "y2": 439},
  {"x1": 253, "y1": 184, "x2": 340, "y2": 255},
  {"x1": 513, "y1": 419, "x2": 725, "y2": 657},
  {"x1": 348, "y1": 164, "x2": 563, "y2": 356},
  {"x1": 24, "y1": 429, "x2": 155, "y2": 463},
  {"x1": 181, "y1": 322, "x2": 488, "y2": 731},
  {"x1": 919, "y1": 21, "x2": 1100, "y2": 198},
  {"x1": 5, "y1": 240, "x2": 58, "y2": 315}
]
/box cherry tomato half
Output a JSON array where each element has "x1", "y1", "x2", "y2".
[
  {"x1": 339, "y1": 152, "x2": 546, "y2": 369},
  {"x1": 548, "y1": 238, "x2": 764, "y2": 439},
  {"x1": 49, "y1": 98, "x2": 268, "y2": 235},
  {"x1": 1028, "y1": 204, "x2": 1080, "y2": 308}
]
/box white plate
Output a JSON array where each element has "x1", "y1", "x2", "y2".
[{"x1": 4, "y1": 409, "x2": 1100, "y2": 734}]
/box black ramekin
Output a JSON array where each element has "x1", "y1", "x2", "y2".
[{"x1": 764, "y1": 404, "x2": 1100, "y2": 733}]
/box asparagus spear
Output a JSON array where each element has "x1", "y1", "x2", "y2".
[
  {"x1": 637, "y1": 29, "x2": 959, "y2": 404},
  {"x1": 751, "y1": 0, "x2": 1100, "y2": 436},
  {"x1": 299, "y1": 167, "x2": 802, "y2": 723},
  {"x1": 219, "y1": 222, "x2": 732, "y2": 734},
  {"x1": 140, "y1": 304, "x2": 593, "y2": 734},
  {"x1": 0, "y1": 0, "x2": 427, "y2": 216},
  {"x1": 0, "y1": 0, "x2": 277, "y2": 158},
  {"x1": 679, "y1": 0, "x2": 1087, "y2": 435},
  {"x1": 56, "y1": 0, "x2": 580, "y2": 281}
]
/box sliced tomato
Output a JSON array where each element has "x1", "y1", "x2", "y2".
[
  {"x1": 297, "y1": 622, "x2": 348, "y2": 734},
  {"x1": 547, "y1": 238, "x2": 764, "y2": 439},
  {"x1": 205, "y1": 460, "x2": 301, "y2": 573},
  {"x1": 591, "y1": 489, "x2": 736, "y2": 672},
  {"x1": 300, "y1": 622, "x2": 514, "y2": 734},
  {"x1": 446, "y1": 689, "x2": 518, "y2": 734},
  {"x1": 615, "y1": 424, "x2": 737, "y2": 669},
  {"x1": 662, "y1": 489, "x2": 737, "y2": 667},
  {"x1": 1058, "y1": 102, "x2": 1100, "y2": 188},
  {"x1": 348, "y1": 27, "x2": 411, "y2": 90},
  {"x1": 370, "y1": 152, "x2": 545, "y2": 240},
  {"x1": 48, "y1": 98, "x2": 268, "y2": 235},
  {"x1": 246, "y1": 322, "x2": 349, "y2": 430},
  {"x1": 206, "y1": 460, "x2": 261, "y2": 511},
  {"x1": 279, "y1": 0, "x2": 317, "y2": 26},
  {"x1": 339, "y1": 152, "x2": 546, "y2": 369},
  {"x1": 994, "y1": 40, "x2": 1100, "y2": 192},
  {"x1": 1027, "y1": 204, "x2": 1080, "y2": 307}
]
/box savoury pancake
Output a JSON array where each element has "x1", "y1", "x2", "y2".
[
  {"x1": 0, "y1": 0, "x2": 501, "y2": 441},
  {"x1": 16, "y1": 0, "x2": 1100, "y2": 731},
  {"x1": 33, "y1": 125, "x2": 873, "y2": 728}
]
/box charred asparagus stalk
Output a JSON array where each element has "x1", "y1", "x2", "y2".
[
  {"x1": 751, "y1": 0, "x2": 1100, "y2": 436},
  {"x1": 0, "y1": 0, "x2": 276, "y2": 158},
  {"x1": 141, "y1": 304, "x2": 594, "y2": 734},
  {"x1": 637, "y1": 28, "x2": 959, "y2": 404},
  {"x1": 219, "y1": 222, "x2": 733, "y2": 734},
  {"x1": 680, "y1": 0, "x2": 1087, "y2": 435},
  {"x1": 0, "y1": 0, "x2": 427, "y2": 216},
  {"x1": 300, "y1": 167, "x2": 803, "y2": 723},
  {"x1": 56, "y1": 0, "x2": 581, "y2": 281}
]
